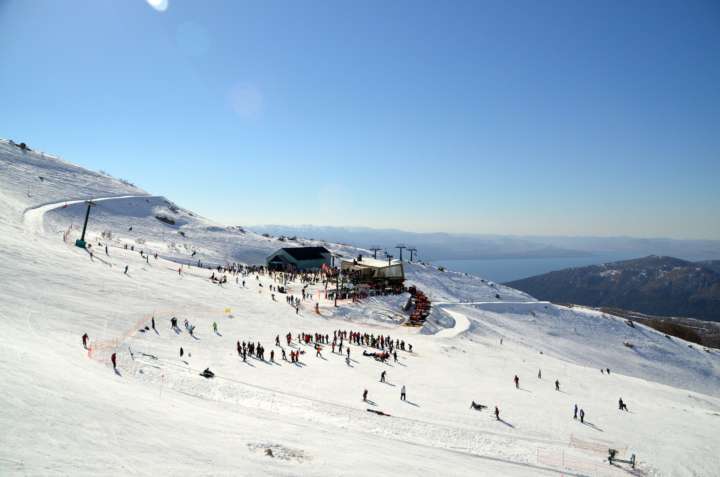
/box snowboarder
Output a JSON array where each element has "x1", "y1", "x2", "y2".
[
  {"x1": 470, "y1": 401, "x2": 486, "y2": 411},
  {"x1": 555, "y1": 379, "x2": 560, "y2": 391},
  {"x1": 400, "y1": 385, "x2": 406, "y2": 401},
  {"x1": 380, "y1": 371, "x2": 386, "y2": 383},
  {"x1": 200, "y1": 368, "x2": 214, "y2": 379},
  {"x1": 619, "y1": 397, "x2": 628, "y2": 411},
  {"x1": 111, "y1": 352, "x2": 117, "y2": 370},
  {"x1": 514, "y1": 375, "x2": 520, "y2": 389},
  {"x1": 81, "y1": 333, "x2": 89, "y2": 349}
]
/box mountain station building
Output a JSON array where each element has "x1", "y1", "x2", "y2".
[{"x1": 266, "y1": 246, "x2": 332, "y2": 271}]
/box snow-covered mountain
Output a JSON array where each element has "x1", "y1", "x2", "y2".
[{"x1": 1, "y1": 138, "x2": 719, "y2": 476}]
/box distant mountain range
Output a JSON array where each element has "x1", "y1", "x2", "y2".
[
  {"x1": 506, "y1": 256, "x2": 720, "y2": 322},
  {"x1": 250, "y1": 225, "x2": 720, "y2": 262}
]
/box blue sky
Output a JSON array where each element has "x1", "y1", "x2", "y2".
[{"x1": 1, "y1": 0, "x2": 719, "y2": 239}]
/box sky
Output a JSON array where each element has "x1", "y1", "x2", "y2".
[{"x1": 1, "y1": 0, "x2": 719, "y2": 239}]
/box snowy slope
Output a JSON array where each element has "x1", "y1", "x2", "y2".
[{"x1": 1, "y1": 140, "x2": 720, "y2": 476}]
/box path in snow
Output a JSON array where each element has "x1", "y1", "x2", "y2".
[
  {"x1": 23, "y1": 195, "x2": 156, "y2": 234},
  {"x1": 434, "y1": 307, "x2": 471, "y2": 338}
]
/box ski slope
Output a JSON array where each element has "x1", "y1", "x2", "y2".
[{"x1": 1, "y1": 139, "x2": 719, "y2": 476}]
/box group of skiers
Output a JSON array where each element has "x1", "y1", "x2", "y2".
[{"x1": 236, "y1": 340, "x2": 266, "y2": 361}]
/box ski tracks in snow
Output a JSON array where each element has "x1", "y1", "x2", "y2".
[
  {"x1": 22, "y1": 195, "x2": 153, "y2": 235},
  {"x1": 128, "y1": 353, "x2": 609, "y2": 477}
]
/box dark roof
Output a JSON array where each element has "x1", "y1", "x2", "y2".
[{"x1": 282, "y1": 246, "x2": 330, "y2": 261}]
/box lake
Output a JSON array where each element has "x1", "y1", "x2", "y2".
[{"x1": 433, "y1": 253, "x2": 638, "y2": 283}]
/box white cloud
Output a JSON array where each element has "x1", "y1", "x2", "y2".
[{"x1": 145, "y1": 0, "x2": 169, "y2": 12}]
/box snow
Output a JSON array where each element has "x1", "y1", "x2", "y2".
[{"x1": 1, "y1": 139, "x2": 720, "y2": 476}]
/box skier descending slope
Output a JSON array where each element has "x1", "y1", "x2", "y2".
[
  {"x1": 81, "y1": 333, "x2": 89, "y2": 349},
  {"x1": 111, "y1": 352, "x2": 117, "y2": 370}
]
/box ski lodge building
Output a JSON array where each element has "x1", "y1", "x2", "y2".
[
  {"x1": 266, "y1": 246, "x2": 332, "y2": 271},
  {"x1": 340, "y1": 256, "x2": 405, "y2": 289}
]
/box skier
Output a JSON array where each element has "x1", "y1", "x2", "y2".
[
  {"x1": 151, "y1": 317, "x2": 156, "y2": 332},
  {"x1": 213, "y1": 322, "x2": 218, "y2": 334},
  {"x1": 400, "y1": 385, "x2": 406, "y2": 401},
  {"x1": 111, "y1": 352, "x2": 117, "y2": 370},
  {"x1": 555, "y1": 379, "x2": 560, "y2": 391},
  {"x1": 573, "y1": 404, "x2": 578, "y2": 419},
  {"x1": 579, "y1": 409, "x2": 585, "y2": 423},
  {"x1": 124, "y1": 265, "x2": 129, "y2": 274},
  {"x1": 380, "y1": 371, "x2": 386, "y2": 383},
  {"x1": 270, "y1": 350, "x2": 275, "y2": 362},
  {"x1": 81, "y1": 333, "x2": 89, "y2": 349},
  {"x1": 180, "y1": 346, "x2": 184, "y2": 357},
  {"x1": 363, "y1": 389, "x2": 368, "y2": 402},
  {"x1": 619, "y1": 397, "x2": 628, "y2": 411},
  {"x1": 514, "y1": 375, "x2": 520, "y2": 389},
  {"x1": 538, "y1": 369, "x2": 542, "y2": 379},
  {"x1": 494, "y1": 406, "x2": 500, "y2": 420}
]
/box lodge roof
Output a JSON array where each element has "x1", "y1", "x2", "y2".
[{"x1": 281, "y1": 246, "x2": 331, "y2": 261}]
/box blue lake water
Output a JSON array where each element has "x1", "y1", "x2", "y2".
[{"x1": 433, "y1": 253, "x2": 638, "y2": 283}]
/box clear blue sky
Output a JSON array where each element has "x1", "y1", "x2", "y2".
[{"x1": 2, "y1": 0, "x2": 719, "y2": 239}]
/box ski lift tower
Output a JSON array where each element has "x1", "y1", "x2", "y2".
[
  {"x1": 75, "y1": 200, "x2": 96, "y2": 249},
  {"x1": 370, "y1": 246, "x2": 382, "y2": 259},
  {"x1": 396, "y1": 245, "x2": 406, "y2": 262},
  {"x1": 408, "y1": 247, "x2": 417, "y2": 262}
]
